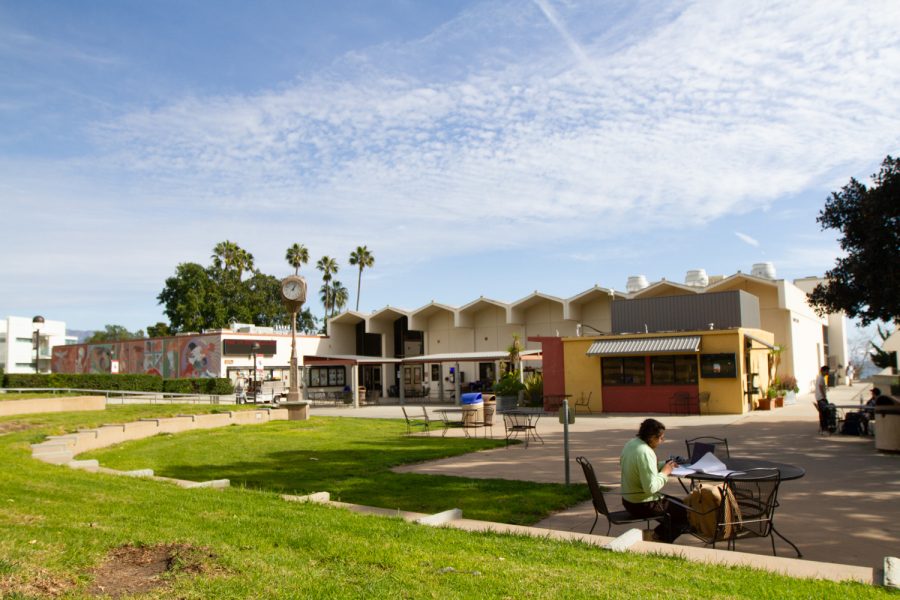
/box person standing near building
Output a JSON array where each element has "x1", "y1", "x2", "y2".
[
  {"x1": 620, "y1": 418, "x2": 688, "y2": 543},
  {"x1": 846, "y1": 364, "x2": 855, "y2": 386},
  {"x1": 815, "y1": 366, "x2": 829, "y2": 405}
]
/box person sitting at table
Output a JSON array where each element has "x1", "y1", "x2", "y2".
[
  {"x1": 864, "y1": 387, "x2": 881, "y2": 418},
  {"x1": 620, "y1": 418, "x2": 688, "y2": 543}
]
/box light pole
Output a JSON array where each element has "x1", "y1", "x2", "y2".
[
  {"x1": 251, "y1": 342, "x2": 260, "y2": 403},
  {"x1": 32, "y1": 315, "x2": 45, "y2": 374}
]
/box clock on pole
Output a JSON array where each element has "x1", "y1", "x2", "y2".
[{"x1": 280, "y1": 275, "x2": 309, "y2": 419}]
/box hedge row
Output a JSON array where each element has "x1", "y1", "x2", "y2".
[{"x1": 2, "y1": 373, "x2": 233, "y2": 395}]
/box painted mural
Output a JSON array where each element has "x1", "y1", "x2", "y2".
[{"x1": 51, "y1": 335, "x2": 222, "y2": 378}]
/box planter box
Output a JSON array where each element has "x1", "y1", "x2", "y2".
[
  {"x1": 758, "y1": 398, "x2": 772, "y2": 410},
  {"x1": 774, "y1": 396, "x2": 784, "y2": 408}
]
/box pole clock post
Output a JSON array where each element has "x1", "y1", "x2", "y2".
[{"x1": 280, "y1": 275, "x2": 308, "y2": 412}]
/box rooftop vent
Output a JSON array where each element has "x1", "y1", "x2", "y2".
[
  {"x1": 626, "y1": 275, "x2": 649, "y2": 293},
  {"x1": 685, "y1": 269, "x2": 709, "y2": 287},
  {"x1": 751, "y1": 262, "x2": 776, "y2": 279}
]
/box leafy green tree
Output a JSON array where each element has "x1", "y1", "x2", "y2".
[
  {"x1": 158, "y1": 262, "x2": 225, "y2": 333},
  {"x1": 146, "y1": 322, "x2": 171, "y2": 338},
  {"x1": 86, "y1": 324, "x2": 145, "y2": 343},
  {"x1": 870, "y1": 324, "x2": 897, "y2": 369},
  {"x1": 285, "y1": 243, "x2": 310, "y2": 275},
  {"x1": 348, "y1": 245, "x2": 374, "y2": 311},
  {"x1": 809, "y1": 155, "x2": 900, "y2": 325}
]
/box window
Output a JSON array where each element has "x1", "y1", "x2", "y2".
[
  {"x1": 601, "y1": 357, "x2": 646, "y2": 385},
  {"x1": 308, "y1": 366, "x2": 345, "y2": 388},
  {"x1": 700, "y1": 354, "x2": 737, "y2": 378},
  {"x1": 651, "y1": 355, "x2": 698, "y2": 385},
  {"x1": 431, "y1": 364, "x2": 441, "y2": 381}
]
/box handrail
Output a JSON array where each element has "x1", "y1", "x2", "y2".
[{"x1": 0, "y1": 388, "x2": 233, "y2": 405}]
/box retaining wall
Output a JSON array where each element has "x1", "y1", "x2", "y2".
[{"x1": 0, "y1": 396, "x2": 106, "y2": 417}]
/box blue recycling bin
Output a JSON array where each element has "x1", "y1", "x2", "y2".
[
  {"x1": 461, "y1": 392, "x2": 483, "y2": 405},
  {"x1": 460, "y1": 392, "x2": 483, "y2": 427}
]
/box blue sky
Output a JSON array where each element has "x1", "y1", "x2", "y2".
[{"x1": 2, "y1": 0, "x2": 899, "y2": 332}]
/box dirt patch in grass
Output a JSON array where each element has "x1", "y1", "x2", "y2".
[
  {"x1": 86, "y1": 543, "x2": 217, "y2": 598},
  {"x1": 0, "y1": 422, "x2": 31, "y2": 434}
]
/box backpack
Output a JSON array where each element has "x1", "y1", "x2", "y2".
[
  {"x1": 840, "y1": 411, "x2": 867, "y2": 436},
  {"x1": 685, "y1": 483, "x2": 741, "y2": 541}
]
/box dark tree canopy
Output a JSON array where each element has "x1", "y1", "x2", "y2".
[
  {"x1": 86, "y1": 324, "x2": 145, "y2": 343},
  {"x1": 808, "y1": 155, "x2": 900, "y2": 325}
]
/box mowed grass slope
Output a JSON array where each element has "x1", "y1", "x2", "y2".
[
  {"x1": 82, "y1": 416, "x2": 586, "y2": 524},
  {"x1": 0, "y1": 405, "x2": 890, "y2": 599}
]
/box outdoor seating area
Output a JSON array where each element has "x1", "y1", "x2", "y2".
[{"x1": 383, "y1": 382, "x2": 898, "y2": 571}]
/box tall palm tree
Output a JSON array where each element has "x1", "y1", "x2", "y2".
[
  {"x1": 332, "y1": 281, "x2": 349, "y2": 315},
  {"x1": 285, "y1": 243, "x2": 309, "y2": 275},
  {"x1": 348, "y1": 245, "x2": 375, "y2": 311},
  {"x1": 316, "y1": 255, "x2": 339, "y2": 319},
  {"x1": 319, "y1": 283, "x2": 334, "y2": 319},
  {"x1": 212, "y1": 240, "x2": 254, "y2": 279}
]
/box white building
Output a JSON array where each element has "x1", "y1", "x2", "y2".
[{"x1": 0, "y1": 316, "x2": 76, "y2": 374}]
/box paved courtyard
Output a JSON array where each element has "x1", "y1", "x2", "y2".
[{"x1": 313, "y1": 383, "x2": 899, "y2": 570}]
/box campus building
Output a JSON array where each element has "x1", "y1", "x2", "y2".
[
  {"x1": 50, "y1": 264, "x2": 848, "y2": 414},
  {"x1": 1, "y1": 316, "x2": 75, "y2": 374}
]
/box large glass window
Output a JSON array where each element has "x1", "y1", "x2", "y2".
[
  {"x1": 308, "y1": 366, "x2": 345, "y2": 388},
  {"x1": 601, "y1": 357, "x2": 646, "y2": 385},
  {"x1": 651, "y1": 355, "x2": 698, "y2": 385}
]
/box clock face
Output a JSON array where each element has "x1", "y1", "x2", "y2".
[{"x1": 282, "y1": 280, "x2": 303, "y2": 300}]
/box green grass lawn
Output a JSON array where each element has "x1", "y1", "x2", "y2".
[
  {"x1": 81, "y1": 416, "x2": 586, "y2": 524},
  {"x1": 0, "y1": 406, "x2": 891, "y2": 599}
]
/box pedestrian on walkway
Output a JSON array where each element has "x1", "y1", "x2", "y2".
[{"x1": 815, "y1": 366, "x2": 829, "y2": 404}]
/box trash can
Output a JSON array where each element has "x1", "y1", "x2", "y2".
[
  {"x1": 874, "y1": 396, "x2": 900, "y2": 453},
  {"x1": 460, "y1": 392, "x2": 483, "y2": 427}
]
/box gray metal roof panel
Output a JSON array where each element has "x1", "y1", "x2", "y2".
[{"x1": 586, "y1": 336, "x2": 701, "y2": 356}]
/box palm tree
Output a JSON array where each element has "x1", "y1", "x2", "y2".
[
  {"x1": 285, "y1": 243, "x2": 309, "y2": 275},
  {"x1": 316, "y1": 255, "x2": 339, "y2": 319},
  {"x1": 212, "y1": 240, "x2": 254, "y2": 279},
  {"x1": 348, "y1": 245, "x2": 375, "y2": 311},
  {"x1": 319, "y1": 283, "x2": 334, "y2": 319},
  {"x1": 332, "y1": 281, "x2": 349, "y2": 315}
]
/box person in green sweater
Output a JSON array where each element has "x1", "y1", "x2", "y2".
[{"x1": 620, "y1": 418, "x2": 688, "y2": 543}]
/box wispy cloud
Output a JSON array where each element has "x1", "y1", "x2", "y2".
[{"x1": 734, "y1": 231, "x2": 760, "y2": 247}]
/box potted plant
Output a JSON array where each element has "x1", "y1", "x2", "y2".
[
  {"x1": 759, "y1": 386, "x2": 775, "y2": 410},
  {"x1": 778, "y1": 375, "x2": 800, "y2": 406},
  {"x1": 494, "y1": 370, "x2": 525, "y2": 412},
  {"x1": 523, "y1": 372, "x2": 543, "y2": 407}
]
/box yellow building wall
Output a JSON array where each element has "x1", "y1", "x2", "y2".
[
  {"x1": 696, "y1": 331, "x2": 746, "y2": 414},
  {"x1": 562, "y1": 328, "x2": 776, "y2": 416},
  {"x1": 563, "y1": 339, "x2": 603, "y2": 412}
]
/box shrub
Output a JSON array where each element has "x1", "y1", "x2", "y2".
[
  {"x1": 1, "y1": 373, "x2": 231, "y2": 394},
  {"x1": 778, "y1": 375, "x2": 799, "y2": 393},
  {"x1": 523, "y1": 373, "x2": 543, "y2": 406},
  {"x1": 493, "y1": 371, "x2": 525, "y2": 396}
]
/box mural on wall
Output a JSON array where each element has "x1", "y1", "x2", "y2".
[
  {"x1": 178, "y1": 338, "x2": 220, "y2": 378},
  {"x1": 144, "y1": 340, "x2": 164, "y2": 376},
  {"x1": 50, "y1": 335, "x2": 222, "y2": 378}
]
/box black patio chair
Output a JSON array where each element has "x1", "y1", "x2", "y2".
[
  {"x1": 401, "y1": 406, "x2": 430, "y2": 436},
  {"x1": 668, "y1": 468, "x2": 800, "y2": 557},
  {"x1": 685, "y1": 437, "x2": 730, "y2": 464},
  {"x1": 575, "y1": 391, "x2": 593, "y2": 414},
  {"x1": 576, "y1": 456, "x2": 663, "y2": 536}
]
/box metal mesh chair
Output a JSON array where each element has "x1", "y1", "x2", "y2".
[
  {"x1": 576, "y1": 456, "x2": 662, "y2": 535},
  {"x1": 401, "y1": 406, "x2": 430, "y2": 436},
  {"x1": 685, "y1": 437, "x2": 730, "y2": 463}
]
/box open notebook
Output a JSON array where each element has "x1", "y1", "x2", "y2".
[{"x1": 671, "y1": 452, "x2": 741, "y2": 477}]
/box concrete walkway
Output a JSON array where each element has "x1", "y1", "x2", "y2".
[{"x1": 313, "y1": 383, "x2": 899, "y2": 571}]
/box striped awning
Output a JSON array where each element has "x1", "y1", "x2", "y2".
[{"x1": 586, "y1": 336, "x2": 701, "y2": 356}]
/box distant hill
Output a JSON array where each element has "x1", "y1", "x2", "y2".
[{"x1": 66, "y1": 330, "x2": 95, "y2": 343}]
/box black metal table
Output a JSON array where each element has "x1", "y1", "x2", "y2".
[{"x1": 682, "y1": 457, "x2": 804, "y2": 556}]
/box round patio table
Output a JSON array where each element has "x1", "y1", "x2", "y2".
[{"x1": 686, "y1": 457, "x2": 805, "y2": 482}]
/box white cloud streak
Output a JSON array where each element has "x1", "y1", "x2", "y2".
[{"x1": 734, "y1": 231, "x2": 760, "y2": 247}]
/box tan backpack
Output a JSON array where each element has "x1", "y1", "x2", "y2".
[{"x1": 685, "y1": 483, "x2": 742, "y2": 540}]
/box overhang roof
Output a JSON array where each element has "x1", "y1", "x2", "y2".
[
  {"x1": 745, "y1": 334, "x2": 776, "y2": 350},
  {"x1": 304, "y1": 354, "x2": 402, "y2": 365},
  {"x1": 586, "y1": 336, "x2": 702, "y2": 356},
  {"x1": 401, "y1": 349, "x2": 541, "y2": 364}
]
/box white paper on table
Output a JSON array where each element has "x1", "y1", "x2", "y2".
[
  {"x1": 688, "y1": 452, "x2": 728, "y2": 474},
  {"x1": 671, "y1": 466, "x2": 696, "y2": 476}
]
